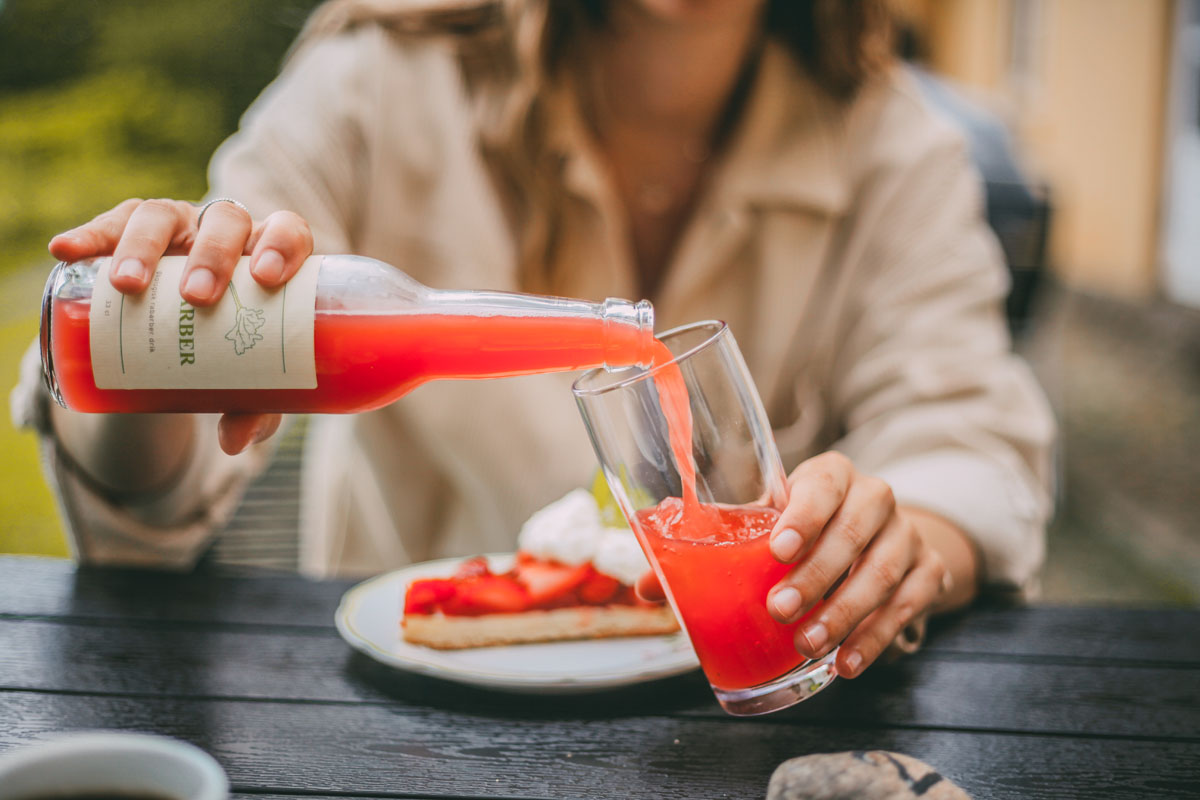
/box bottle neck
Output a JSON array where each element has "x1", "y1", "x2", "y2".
[
  {"x1": 415, "y1": 289, "x2": 656, "y2": 373},
  {"x1": 317, "y1": 255, "x2": 657, "y2": 373},
  {"x1": 600, "y1": 297, "x2": 656, "y2": 370}
]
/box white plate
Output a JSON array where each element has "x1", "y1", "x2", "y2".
[{"x1": 334, "y1": 554, "x2": 699, "y2": 694}]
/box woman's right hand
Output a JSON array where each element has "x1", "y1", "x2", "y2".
[{"x1": 49, "y1": 197, "x2": 315, "y2": 455}]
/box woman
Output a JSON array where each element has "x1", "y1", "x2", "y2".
[{"x1": 23, "y1": 0, "x2": 1055, "y2": 679}]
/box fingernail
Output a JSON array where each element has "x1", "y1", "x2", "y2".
[
  {"x1": 842, "y1": 649, "x2": 863, "y2": 677},
  {"x1": 252, "y1": 249, "x2": 284, "y2": 283},
  {"x1": 801, "y1": 621, "x2": 828, "y2": 654},
  {"x1": 771, "y1": 587, "x2": 802, "y2": 620},
  {"x1": 771, "y1": 528, "x2": 802, "y2": 561},
  {"x1": 114, "y1": 258, "x2": 147, "y2": 282},
  {"x1": 183, "y1": 268, "x2": 216, "y2": 301}
]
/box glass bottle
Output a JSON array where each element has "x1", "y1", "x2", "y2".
[{"x1": 41, "y1": 255, "x2": 655, "y2": 414}]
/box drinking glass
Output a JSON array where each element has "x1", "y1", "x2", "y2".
[{"x1": 573, "y1": 321, "x2": 838, "y2": 715}]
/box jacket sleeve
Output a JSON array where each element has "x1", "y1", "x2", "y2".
[
  {"x1": 8, "y1": 30, "x2": 383, "y2": 568},
  {"x1": 827, "y1": 115, "x2": 1056, "y2": 594},
  {"x1": 10, "y1": 338, "x2": 272, "y2": 568}
]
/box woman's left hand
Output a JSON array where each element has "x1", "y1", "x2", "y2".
[{"x1": 764, "y1": 451, "x2": 952, "y2": 679}]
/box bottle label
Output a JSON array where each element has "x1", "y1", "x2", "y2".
[{"x1": 89, "y1": 256, "x2": 321, "y2": 390}]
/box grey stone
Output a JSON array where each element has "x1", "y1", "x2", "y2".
[{"x1": 766, "y1": 751, "x2": 970, "y2": 800}]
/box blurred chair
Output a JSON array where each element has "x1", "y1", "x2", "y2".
[{"x1": 986, "y1": 180, "x2": 1052, "y2": 338}]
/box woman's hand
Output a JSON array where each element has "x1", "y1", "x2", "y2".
[
  {"x1": 49, "y1": 198, "x2": 315, "y2": 455},
  {"x1": 766, "y1": 451, "x2": 973, "y2": 679},
  {"x1": 634, "y1": 451, "x2": 979, "y2": 678}
]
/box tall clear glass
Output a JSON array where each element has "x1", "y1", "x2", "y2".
[{"x1": 573, "y1": 321, "x2": 838, "y2": 715}]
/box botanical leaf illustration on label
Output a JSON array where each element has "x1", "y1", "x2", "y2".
[{"x1": 225, "y1": 282, "x2": 267, "y2": 356}]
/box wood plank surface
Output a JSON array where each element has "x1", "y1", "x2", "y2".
[
  {"x1": 2, "y1": 558, "x2": 1195, "y2": 666},
  {"x1": 0, "y1": 691, "x2": 1197, "y2": 800},
  {"x1": 230, "y1": 797, "x2": 463, "y2": 800},
  {"x1": 2, "y1": 618, "x2": 1197, "y2": 740},
  {"x1": 927, "y1": 606, "x2": 1200, "y2": 665},
  {"x1": 0, "y1": 556, "x2": 347, "y2": 629},
  {"x1": 2, "y1": 557, "x2": 1199, "y2": 799}
]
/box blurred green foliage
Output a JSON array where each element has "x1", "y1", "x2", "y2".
[
  {"x1": 0, "y1": 70, "x2": 221, "y2": 273},
  {"x1": 0, "y1": 0, "x2": 323, "y2": 277},
  {"x1": 0, "y1": 0, "x2": 321, "y2": 555}
]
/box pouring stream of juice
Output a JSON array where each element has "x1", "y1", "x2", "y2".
[{"x1": 646, "y1": 340, "x2": 717, "y2": 525}]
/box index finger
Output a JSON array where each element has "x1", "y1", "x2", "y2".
[
  {"x1": 49, "y1": 199, "x2": 143, "y2": 262},
  {"x1": 770, "y1": 451, "x2": 855, "y2": 564}
]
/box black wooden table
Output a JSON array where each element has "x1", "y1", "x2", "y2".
[{"x1": 1, "y1": 555, "x2": 1197, "y2": 800}]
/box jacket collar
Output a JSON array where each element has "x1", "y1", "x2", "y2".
[{"x1": 711, "y1": 40, "x2": 852, "y2": 216}]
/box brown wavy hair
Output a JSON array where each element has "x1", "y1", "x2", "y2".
[{"x1": 295, "y1": 0, "x2": 892, "y2": 290}]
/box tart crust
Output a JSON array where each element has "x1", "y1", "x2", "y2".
[{"x1": 403, "y1": 604, "x2": 679, "y2": 650}]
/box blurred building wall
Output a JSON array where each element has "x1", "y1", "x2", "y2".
[{"x1": 901, "y1": 0, "x2": 1175, "y2": 300}]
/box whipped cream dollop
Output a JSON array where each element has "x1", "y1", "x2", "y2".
[{"x1": 517, "y1": 488, "x2": 650, "y2": 586}]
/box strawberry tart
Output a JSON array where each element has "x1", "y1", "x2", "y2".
[{"x1": 402, "y1": 489, "x2": 679, "y2": 649}]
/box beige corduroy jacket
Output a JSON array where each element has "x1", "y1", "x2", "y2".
[{"x1": 17, "y1": 25, "x2": 1055, "y2": 589}]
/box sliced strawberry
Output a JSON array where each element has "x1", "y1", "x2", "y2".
[
  {"x1": 515, "y1": 560, "x2": 592, "y2": 606},
  {"x1": 578, "y1": 571, "x2": 621, "y2": 604},
  {"x1": 443, "y1": 575, "x2": 529, "y2": 616},
  {"x1": 404, "y1": 578, "x2": 457, "y2": 614}
]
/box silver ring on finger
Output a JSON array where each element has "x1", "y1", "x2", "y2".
[{"x1": 195, "y1": 197, "x2": 249, "y2": 228}]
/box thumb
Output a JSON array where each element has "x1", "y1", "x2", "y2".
[
  {"x1": 635, "y1": 570, "x2": 667, "y2": 603},
  {"x1": 217, "y1": 413, "x2": 281, "y2": 455}
]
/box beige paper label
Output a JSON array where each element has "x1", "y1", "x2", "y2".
[{"x1": 89, "y1": 256, "x2": 321, "y2": 390}]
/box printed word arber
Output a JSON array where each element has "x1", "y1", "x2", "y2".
[{"x1": 179, "y1": 301, "x2": 196, "y2": 365}]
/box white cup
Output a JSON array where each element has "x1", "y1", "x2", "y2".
[{"x1": 0, "y1": 733, "x2": 228, "y2": 800}]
